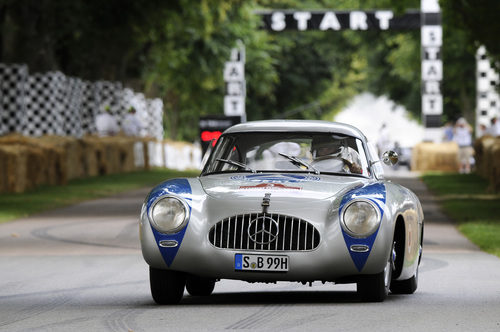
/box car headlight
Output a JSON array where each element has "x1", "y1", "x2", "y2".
[
  {"x1": 341, "y1": 199, "x2": 380, "y2": 238},
  {"x1": 149, "y1": 196, "x2": 189, "y2": 234}
]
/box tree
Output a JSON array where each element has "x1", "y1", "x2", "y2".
[
  {"x1": 0, "y1": 0, "x2": 481, "y2": 139},
  {"x1": 141, "y1": 0, "x2": 278, "y2": 139}
]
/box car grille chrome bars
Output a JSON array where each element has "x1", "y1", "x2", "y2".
[{"x1": 208, "y1": 213, "x2": 320, "y2": 251}]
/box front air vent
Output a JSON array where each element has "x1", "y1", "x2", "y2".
[{"x1": 208, "y1": 213, "x2": 320, "y2": 251}]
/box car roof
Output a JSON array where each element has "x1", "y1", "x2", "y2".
[{"x1": 223, "y1": 120, "x2": 367, "y2": 141}]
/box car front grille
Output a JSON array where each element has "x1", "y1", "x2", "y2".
[{"x1": 208, "y1": 213, "x2": 320, "y2": 251}]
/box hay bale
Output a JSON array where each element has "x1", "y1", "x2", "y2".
[
  {"x1": 0, "y1": 145, "x2": 28, "y2": 193},
  {"x1": 0, "y1": 134, "x2": 67, "y2": 187},
  {"x1": 0, "y1": 147, "x2": 8, "y2": 193},
  {"x1": 474, "y1": 136, "x2": 496, "y2": 178},
  {"x1": 81, "y1": 136, "x2": 138, "y2": 175},
  {"x1": 38, "y1": 135, "x2": 84, "y2": 181},
  {"x1": 139, "y1": 137, "x2": 155, "y2": 170},
  {"x1": 80, "y1": 136, "x2": 104, "y2": 176},
  {"x1": 411, "y1": 142, "x2": 459, "y2": 172},
  {"x1": 487, "y1": 140, "x2": 500, "y2": 193}
]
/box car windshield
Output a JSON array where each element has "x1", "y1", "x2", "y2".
[{"x1": 202, "y1": 132, "x2": 370, "y2": 177}]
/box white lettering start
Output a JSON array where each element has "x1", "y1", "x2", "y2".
[{"x1": 270, "y1": 10, "x2": 395, "y2": 31}]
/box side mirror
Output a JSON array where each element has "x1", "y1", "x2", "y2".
[{"x1": 382, "y1": 150, "x2": 399, "y2": 166}]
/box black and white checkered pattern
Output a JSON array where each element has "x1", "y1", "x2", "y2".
[
  {"x1": 0, "y1": 64, "x2": 28, "y2": 135},
  {"x1": 476, "y1": 46, "x2": 500, "y2": 132},
  {"x1": 61, "y1": 77, "x2": 84, "y2": 137},
  {"x1": 0, "y1": 63, "x2": 164, "y2": 139},
  {"x1": 80, "y1": 81, "x2": 98, "y2": 135},
  {"x1": 95, "y1": 80, "x2": 125, "y2": 127},
  {"x1": 146, "y1": 99, "x2": 164, "y2": 140},
  {"x1": 23, "y1": 71, "x2": 65, "y2": 136}
]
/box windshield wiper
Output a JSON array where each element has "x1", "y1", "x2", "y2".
[
  {"x1": 216, "y1": 158, "x2": 256, "y2": 173},
  {"x1": 278, "y1": 153, "x2": 320, "y2": 175}
]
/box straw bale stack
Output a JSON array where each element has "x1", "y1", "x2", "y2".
[
  {"x1": 140, "y1": 137, "x2": 155, "y2": 170},
  {"x1": 473, "y1": 136, "x2": 500, "y2": 192},
  {"x1": 411, "y1": 142, "x2": 459, "y2": 172},
  {"x1": 80, "y1": 136, "x2": 140, "y2": 176},
  {"x1": 0, "y1": 134, "x2": 66, "y2": 187},
  {"x1": 100, "y1": 136, "x2": 135, "y2": 174},
  {"x1": 474, "y1": 136, "x2": 496, "y2": 179},
  {"x1": 0, "y1": 133, "x2": 149, "y2": 193},
  {"x1": 487, "y1": 139, "x2": 500, "y2": 193},
  {"x1": 0, "y1": 145, "x2": 28, "y2": 193},
  {"x1": 80, "y1": 136, "x2": 105, "y2": 176},
  {"x1": 38, "y1": 136, "x2": 84, "y2": 181}
]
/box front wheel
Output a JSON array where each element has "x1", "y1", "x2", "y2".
[
  {"x1": 390, "y1": 267, "x2": 418, "y2": 294},
  {"x1": 357, "y1": 252, "x2": 392, "y2": 302},
  {"x1": 150, "y1": 267, "x2": 186, "y2": 304},
  {"x1": 186, "y1": 276, "x2": 216, "y2": 296}
]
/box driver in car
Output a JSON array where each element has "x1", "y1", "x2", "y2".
[{"x1": 311, "y1": 136, "x2": 363, "y2": 174}]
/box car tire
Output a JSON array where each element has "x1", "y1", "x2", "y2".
[
  {"x1": 150, "y1": 267, "x2": 186, "y2": 304},
  {"x1": 390, "y1": 267, "x2": 418, "y2": 294},
  {"x1": 357, "y1": 253, "x2": 392, "y2": 302},
  {"x1": 186, "y1": 276, "x2": 216, "y2": 296}
]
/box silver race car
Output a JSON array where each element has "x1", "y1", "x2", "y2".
[{"x1": 140, "y1": 120, "x2": 423, "y2": 303}]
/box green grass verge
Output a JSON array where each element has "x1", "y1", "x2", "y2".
[
  {"x1": 421, "y1": 173, "x2": 500, "y2": 258},
  {"x1": 0, "y1": 168, "x2": 199, "y2": 224}
]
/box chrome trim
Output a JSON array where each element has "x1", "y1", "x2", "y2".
[
  {"x1": 159, "y1": 240, "x2": 179, "y2": 248},
  {"x1": 340, "y1": 198, "x2": 381, "y2": 238},
  {"x1": 350, "y1": 244, "x2": 370, "y2": 252},
  {"x1": 248, "y1": 215, "x2": 279, "y2": 245},
  {"x1": 208, "y1": 213, "x2": 320, "y2": 251}
]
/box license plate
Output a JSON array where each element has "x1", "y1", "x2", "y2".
[{"x1": 234, "y1": 254, "x2": 289, "y2": 272}]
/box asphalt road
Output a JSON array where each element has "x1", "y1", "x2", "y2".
[{"x1": 1, "y1": 171, "x2": 500, "y2": 331}]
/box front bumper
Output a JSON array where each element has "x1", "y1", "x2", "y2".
[{"x1": 140, "y1": 205, "x2": 393, "y2": 282}]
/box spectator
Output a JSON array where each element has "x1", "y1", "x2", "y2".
[
  {"x1": 442, "y1": 121, "x2": 454, "y2": 141},
  {"x1": 488, "y1": 117, "x2": 500, "y2": 137},
  {"x1": 122, "y1": 107, "x2": 143, "y2": 137},
  {"x1": 477, "y1": 122, "x2": 488, "y2": 138},
  {"x1": 453, "y1": 117, "x2": 473, "y2": 174},
  {"x1": 95, "y1": 106, "x2": 119, "y2": 136}
]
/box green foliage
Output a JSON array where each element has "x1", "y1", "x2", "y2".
[
  {"x1": 459, "y1": 222, "x2": 500, "y2": 257},
  {"x1": 0, "y1": 0, "x2": 483, "y2": 139},
  {"x1": 421, "y1": 173, "x2": 500, "y2": 258},
  {"x1": 421, "y1": 172, "x2": 489, "y2": 196},
  {"x1": 440, "y1": 0, "x2": 500, "y2": 64}
]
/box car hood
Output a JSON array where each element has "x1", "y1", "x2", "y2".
[{"x1": 199, "y1": 173, "x2": 366, "y2": 201}]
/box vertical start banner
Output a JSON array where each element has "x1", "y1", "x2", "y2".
[
  {"x1": 224, "y1": 41, "x2": 246, "y2": 122},
  {"x1": 420, "y1": 0, "x2": 442, "y2": 133}
]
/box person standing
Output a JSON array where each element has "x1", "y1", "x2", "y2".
[
  {"x1": 95, "y1": 106, "x2": 119, "y2": 136},
  {"x1": 488, "y1": 117, "x2": 500, "y2": 137},
  {"x1": 443, "y1": 121, "x2": 454, "y2": 141},
  {"x1": 122, "y1": 107, "x2": 143, "y2": 137},
  {"x1": 453, "y1": 117, "x2": 473, "y2": 174}
]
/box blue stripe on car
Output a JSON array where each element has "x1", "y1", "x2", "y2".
[
  {"x1": 147, "y1": 178, "x2": 192, "y2": 267},
  {"x1": 339, "y1": 182, "x2": 386, "y2": 271}
]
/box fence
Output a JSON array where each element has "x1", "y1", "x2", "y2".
[{"x1": 0, "y1": 63, "x2": 163, "y2": 140}]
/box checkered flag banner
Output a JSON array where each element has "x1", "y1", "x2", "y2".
[
  {"x1": 0, "y1": 63, "x2": 164, "y2": 139},
  {"x1": 476, "y1": 46, "x2": 500, "y2": 133},
  {"x1": 0, "y1": 64, "x2": 28, "y2": 136}
]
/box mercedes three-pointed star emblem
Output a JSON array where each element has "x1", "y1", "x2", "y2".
[{"x1": 248, "y1": 215, "x2": 279, "y2": 245}]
